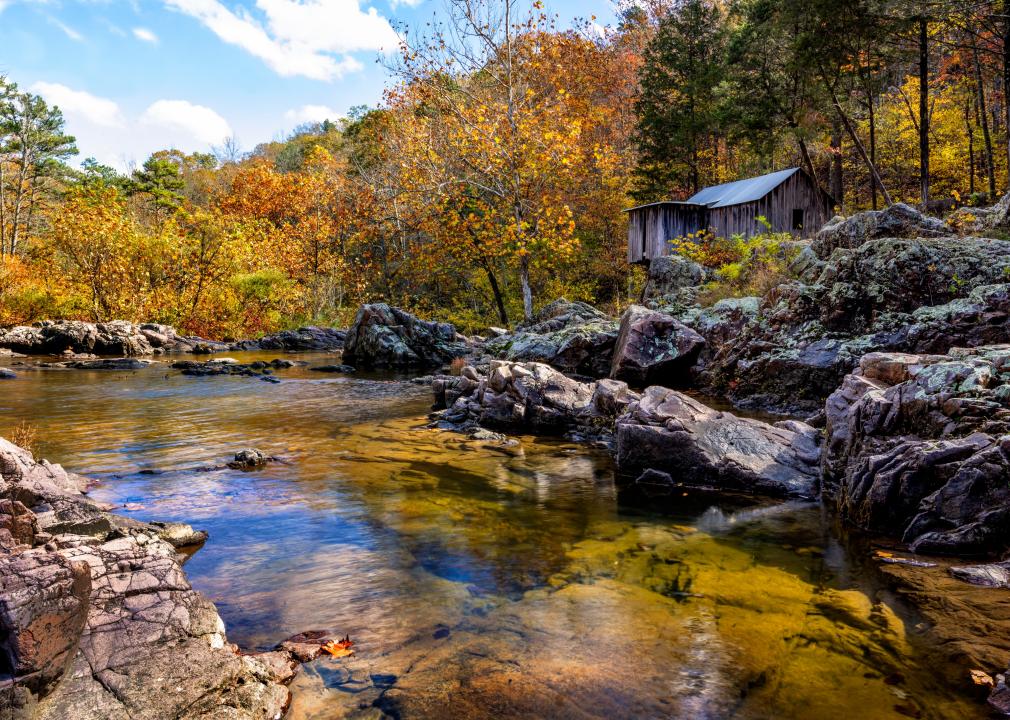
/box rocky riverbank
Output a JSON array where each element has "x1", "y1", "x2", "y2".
[{"x1": 0, "y1": 439, "x2": 334, "y2": 719}]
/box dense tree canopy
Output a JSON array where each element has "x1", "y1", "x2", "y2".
[{"x1": 1, "y1": 0, "x2": 1009, "y2": 336}]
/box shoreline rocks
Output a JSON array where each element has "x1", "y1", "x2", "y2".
[
  {"x1": 431, "y1": 361, "x2": 638, "y2": 441},
  {"x1": 0, "y1": 437, "x2": 315, "y2": 720},
  {"x1": 824, "y1": 347, "x2": 1010, "y2": 557}
]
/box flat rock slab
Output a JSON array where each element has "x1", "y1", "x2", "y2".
[{"x1": 616, "y1": 387, "x2": 820, "y2": 498}]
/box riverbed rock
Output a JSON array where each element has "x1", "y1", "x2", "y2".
[
  {"x1": 615, "y1": 388, "x2": 821, "y2": 498},
  {"x1": 342, "y1": 304, "x2": 468, "y2": 369},
  {"x1": 0, "y1": 368, "x2": 15, "y2": 379},
  {"x1": 228, "y1": 449, "x2": 269, "y2": 471},
  {"x1": 824, "y1": 346, "x2": 1010, "y2": 556},
  {"x1": 948, "y1": 561, "x2": 1010, "y2": 588},
  {"x1": 433, "y1": 361, "x2": 638, "y2": 439},
  {"x1": 487, "y1": 299, "x2": 619, "y2": 377},
  {"x1": 610, "y1": 305, "x2": 705, "y2": 387},
  {"x1": 230, "y1": 326, "x2": 346, "y2": 352}
]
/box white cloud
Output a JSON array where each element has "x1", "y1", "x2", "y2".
[
  {"x1": 284, "y1": 104, "x2": 341, "y2": 126},
  {"x1": 132, "y1": 27, "x2": 158, "y2": 43},
  {"x1": 141, "y1": 99, "x2": 232, "y2": 145},
  {"x1": 31, "y1": 82, "x2": 124, "y2": 127},
  {"x1": 164, "y1": 0, "x2": 399, "y2": 81},
  {"x1": 390, "y1": 0, "x2": 421, "y2": 7},
  {"x1": 51, "y1": 17, "x2": 85, "y2": 42}
]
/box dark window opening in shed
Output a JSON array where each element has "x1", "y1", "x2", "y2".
[{"x1": 792, "y1": 208, "x2": 804, "y2": 230}]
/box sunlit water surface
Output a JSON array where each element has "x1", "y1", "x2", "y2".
[{"x1": 0, "y1": 353, "x2": 986, "y2": 719}]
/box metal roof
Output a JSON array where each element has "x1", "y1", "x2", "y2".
[
  {"x1": 687, "y1": 167, "x2": 800, "y2": 209},
  {"x1": 622, "y1": 200, "x2": 707, "y2": 213}
]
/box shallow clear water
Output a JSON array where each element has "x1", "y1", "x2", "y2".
[{"x1": 0, "y1": 353, "x2": 986, "y2": 719}]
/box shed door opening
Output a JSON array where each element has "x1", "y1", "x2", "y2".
[{"x1": 792, "y1": 208, "x2": 804, "y2": 231}]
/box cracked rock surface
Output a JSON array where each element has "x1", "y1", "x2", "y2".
[{"x1": 0, "y1": 438, "x2": 302, "y2": 720}]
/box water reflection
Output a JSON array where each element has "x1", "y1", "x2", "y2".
[{"x1": 0, "y1": 354, "x2": 985, "y2": 718}]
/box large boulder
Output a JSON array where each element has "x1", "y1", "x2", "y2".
[
  {"x1": 641, "y1": 255, "x2": 705, "y2": 304},
  {"x1": 609, "y1": 305, "x2": 705, "y2": 387},
  {"x1": 811, "y1": 203, "x2": 951, "y2": 258},
  {"x1": 342, "y1": 304, "x2": 468, "y2": 368},
  {"x1": 487, "y1": 299, "x2": 619, "y2": 377},
  {"x1": 824, "y1": 347, "x2": 1010, "y2": 557},
  {"x1": 701, "y1": 235, "x2": 1010, "y2": 412},
  {"x1": 615, "y1": 387, "x2": 821, "y2": 498},
  {"x1": 433, "y1": 361, "x2": 638, "y2": 437}
]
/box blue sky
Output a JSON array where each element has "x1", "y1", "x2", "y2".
[{"x1": 0, "y1": 0, "x2": 619, "y2": 170}]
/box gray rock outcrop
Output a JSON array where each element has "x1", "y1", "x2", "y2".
[
  {"x1": 615, "y1": 388, "x2": 821, "y2": 498},
  {"x1": 342, "y1": 304, "x2": 468, "y2": 369},
  {"x1": 486, "y1": 299, "x2": 619, "y2": 378}
]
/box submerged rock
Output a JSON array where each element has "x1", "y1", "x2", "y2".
[
  {"x1": 615, "y1": 388, "x2": 821, "y2": 498},
  {"x1": 309, "y1": 364, "x2": 356, "y2": 373},
  {"x1": 949, "y1": 561, "x2": 1010, "y2": 588},
  {"x1": 487, "y1": 299, "x2": 619, "y2": 377},
  {"x1": 342, "y1": 304, "x2": 468, "y2": 369}
]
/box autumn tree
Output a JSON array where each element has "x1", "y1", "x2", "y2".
[{"x1": 391, "y1": 0, "x2": 586, "y2": 323}]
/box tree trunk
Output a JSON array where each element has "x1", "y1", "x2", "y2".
[
  {"x1": 1003, "y1": 0, "x2": 1010, "y2": 188},
  {"x1": 974, "y1": 40, "x2": 997, "y2": 199},
  {"x1": 482, "y1": 258, "x2": 510, "y2": 327},
  {"x1": 829, "y1": 121, "x2": 843, "y2": 211},
  {"x1": 868, "y1": 90, "x2": 878, "y2": 210},
  {"x1": 519, "y1": 254, "x2": 533, "y2": 323},
  {"x1": 966, "y1": 99, "x2": 976, "y2": 196},
  {"x1": 822, "y1": 73, "x2": 893, "y2": 206},
  {"x1": 918, "y1": 15, "x2": 930, "y2": 207}
]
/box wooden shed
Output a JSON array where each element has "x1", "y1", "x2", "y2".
[{"x1": 626, "y1": 167, "x2": 834, "y2": 264}]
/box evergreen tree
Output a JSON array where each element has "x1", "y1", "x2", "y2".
[{"x1": 633, "y1": 0, "x2": 728, "y2": 201}]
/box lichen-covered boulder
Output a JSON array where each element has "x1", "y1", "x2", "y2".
[
  {"x1": 824, "y1": 346, "x2": 1010, "y2": 557},
  {"x1": 615, "y1": 387, "x2": 821, "y2": 498},
  {"x1": 487, "y1": 299, "x2": 619, "y2": 377},
  {"x1": 700, "y1": 236, "x2": 1010, "y2": 412},
  {"x1": 609, "y1": 305, "x2": 704, "y2": 387},
  {"x1": 811, "y1": 203, "x2": 951, "y2": 258},
  {"x1": 342, "y1": 304, "x2": 468, "y2": 369},
  {"x1": 641, "y1": 255, "x2": 705, "y2": 303},
  {"x1": 949, "y1": 192, "x2": 1010, "y2": 234}
]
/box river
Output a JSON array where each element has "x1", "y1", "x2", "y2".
[{"x1": 0, "y1": 352, "x2": 985, "y2": 719}]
